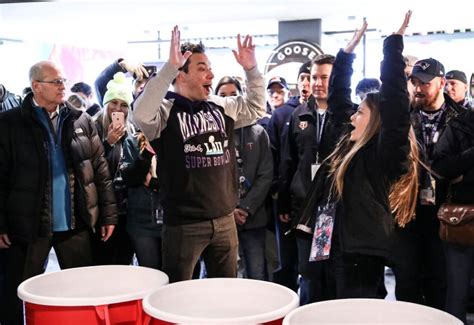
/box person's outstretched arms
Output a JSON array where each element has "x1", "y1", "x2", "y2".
[
  {"x1": 327, "y1": 21, "x2": 368, "y2": 124},
  {"x1": 133, "y1": 26, "x2": 192, "y2": 142},
  {"x1": 210, "y1": 34, "x2": 266, "y2": 124},
  {"x1": 378, "y1": 10, "x2": 412, "y2": 180}
]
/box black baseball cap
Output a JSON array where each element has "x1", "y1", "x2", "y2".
[
  {"x1": 410, "y1": 58, "x2": 445, "y2": 83},
  {"x1": 445, "y1": 70, "x2": 467, "y2": 84},
  {"x1": 267, "y1": 76, "x2": 289, "y2": 90}
]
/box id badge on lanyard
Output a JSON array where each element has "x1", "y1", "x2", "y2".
[
  {"x1": 309, "y1": 200, "x2": 336, "y2": 262},
  {"x1": 311, "y1": 113, "x2": 325, "y2": 180},
  {"x1": 311, "y1": 153, "x2": 321, "y2": 180}
]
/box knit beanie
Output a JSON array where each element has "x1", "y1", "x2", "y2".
[
  {"x1": 298, "y1": 60, "x2": 312, "y2": 78},
  {"x1": 102, "y1": 72, "x2": 133, "y2": 107}
]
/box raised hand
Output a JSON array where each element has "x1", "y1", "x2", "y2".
[
  {"x1": 344, "y1": 20, "x2": 368, "y2": 54},
  {"x1": 119, "y1": 59, "x2": 149, "y2": 81},
  {"x1": 396, "y1": 10, "x2": 412, "y2": 36},
  {"x1": 232, "y1": 34, "x2": 257, "y2": 71},
  {"x1": 168, "y1": 25, "x2": 192, "y2": 70}
]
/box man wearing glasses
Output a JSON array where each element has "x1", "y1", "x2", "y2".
[{"x1": 0, "y1": 61, "x2": 118, "y2": 325}]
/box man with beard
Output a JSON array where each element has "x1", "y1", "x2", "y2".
[{"x1": 392, "y1": 58, "x2": 464, "y2": 310}]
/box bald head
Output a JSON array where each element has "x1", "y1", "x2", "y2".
[
  {"x1": 29, "y1": 61, "x2": 63, "y2": 86},
  {"x1": 30, "y1": 61, "x2": 67, "y2": 112}
]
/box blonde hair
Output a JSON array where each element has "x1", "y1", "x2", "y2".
[
  {"x1": 390, "y1": 128, "x2": 419, "y2": 227},
  {"x1": 328, "y1": 92, "x2": 418, "y2": 227}
]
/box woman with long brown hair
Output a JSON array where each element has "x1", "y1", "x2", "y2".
[{"x1": 295, "y1": 12, "x2": 418, "y2": 299}]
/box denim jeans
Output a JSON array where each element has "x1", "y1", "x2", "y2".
[
  {"x1": 238, "y1": 227, "x2": 267, "y2": 280},
  {"x1": 162, "y1": 213, "x2": 238, "y2": 283},
  {"x1": 444, "y1": 242, "x2": 474, "y2": 323},
  {"x1": 296, "y1": 236, "x2": 328, "y2": 305},
  {"x1": 130, "y1": 235, "x2": 162, "y2": 270}
]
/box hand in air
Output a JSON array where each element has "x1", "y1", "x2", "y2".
[
  {"x1": 395, "y1": 10, "x2": 412, "y2": 36},
  {"x1": 344, "y1": 20, "x2": 368, "y2": 54},
  {"x1": 232, "y1": 34, "x2": 257, "y2": 71},
  {"x1": 169, "y1": 26, "x2": 192, "y2": 70}
]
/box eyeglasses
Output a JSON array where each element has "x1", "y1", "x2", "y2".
[{"x1": 36, "y1": 78, "x2": 68, "y2": 86}]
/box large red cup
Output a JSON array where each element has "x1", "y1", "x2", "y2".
[
  {"x1": 142, "y1": 278, "x2": 299, "y2": 324},
  {"x1": 18, "y1": 265, "x2": 169, "y2": 325}
]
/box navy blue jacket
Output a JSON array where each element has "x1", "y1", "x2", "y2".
[{"x1": 267, "y1": 96, "x2": 299, "y2": 193}]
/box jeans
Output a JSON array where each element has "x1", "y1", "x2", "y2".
[
  {"x1": 444, "y1": 242, "x2": 474, "y2": 324},
  {"x1": 238, "y1": 227, "x2": 267, "y2": 280},
  {"x1": 162, "y1": 213, "x2": 238, "y2": 283},
  {"x1": 297, "y1": 236, "x2": 328, "y2": 305},
  {"x1": 272, "y1": 217, "x2": 298, "y2": 291},
  {"x1": 130, "y1": 235, "x2": 162, "y2": 270}
]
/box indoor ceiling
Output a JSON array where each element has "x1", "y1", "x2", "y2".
[{"x1": 1, "y1": 0, "x2": 473, "y2": 47}]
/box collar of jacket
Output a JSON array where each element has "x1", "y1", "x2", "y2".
[
  {"x1": 298, "y1": 95, "x2": 325, "y2": 121},
  {"x1": 21, "y1": 92, "x2": 75, "y2": 120}
]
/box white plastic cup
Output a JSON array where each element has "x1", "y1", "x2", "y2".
[
  {"x1": 283, "y1": 298, "x2": 462, "y2": 324},
  {"x1": 143, "y1": 278, "x2": 299, "y2": 324}
]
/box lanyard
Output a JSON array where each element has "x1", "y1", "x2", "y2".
[
  {"x1": 314, "y1": 111, "x2": 326, "y2": 164},
  {"x1": 419, "y1": 105, "x2": 446, "y2": 152},
  {"x1": 315, "y1": 111, "x2": 326, "y2": 145}
]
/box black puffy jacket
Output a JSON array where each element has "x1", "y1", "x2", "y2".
[{"x1": 0, "y1": 93, "x2": 118, "y2": 243}]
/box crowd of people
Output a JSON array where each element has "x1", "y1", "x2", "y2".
[{"x1": 0, "y1": 10, "x2": 474, "y2": 325}]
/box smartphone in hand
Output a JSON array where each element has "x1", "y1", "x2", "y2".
[{"x1": 111, "y1": 111, "x2": 125, "y2": 128}]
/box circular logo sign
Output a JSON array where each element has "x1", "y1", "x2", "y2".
[{"x1": 264, "y1": 40, "x2": 324, "y2": 75}]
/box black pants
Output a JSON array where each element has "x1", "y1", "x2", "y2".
[
  {"x1": 444, "y1": 242, "x2": 474, "y2": 324},
  {"x1": 392, "y1": 220, "x2": 447, "y2": 310},
  {"x1": 93, "y1": 216, "x2": 134, "y2": 265},
  {"x1": 327, "y1": 251, "x2": 385, "y2": 299},
  {"x1": 0, "y1": 228, "x2": 93, "y2": 325}
]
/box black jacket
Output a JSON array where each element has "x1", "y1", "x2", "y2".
[
  {"x1": 297, "y1": 34, "x2": 410, "y2": 260},
  {"x1": 432, "y1": 108, "x2": 474, "y2": 204},
  {"x1": 278, "y1": 92, "x2": 354, "y2": 216},
  {"x1": 406, "y1": 92, "x2": 465, "y2": 232},
  {"x1": 0, "y1": 93, "x2": 118, "y2": 243}
]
